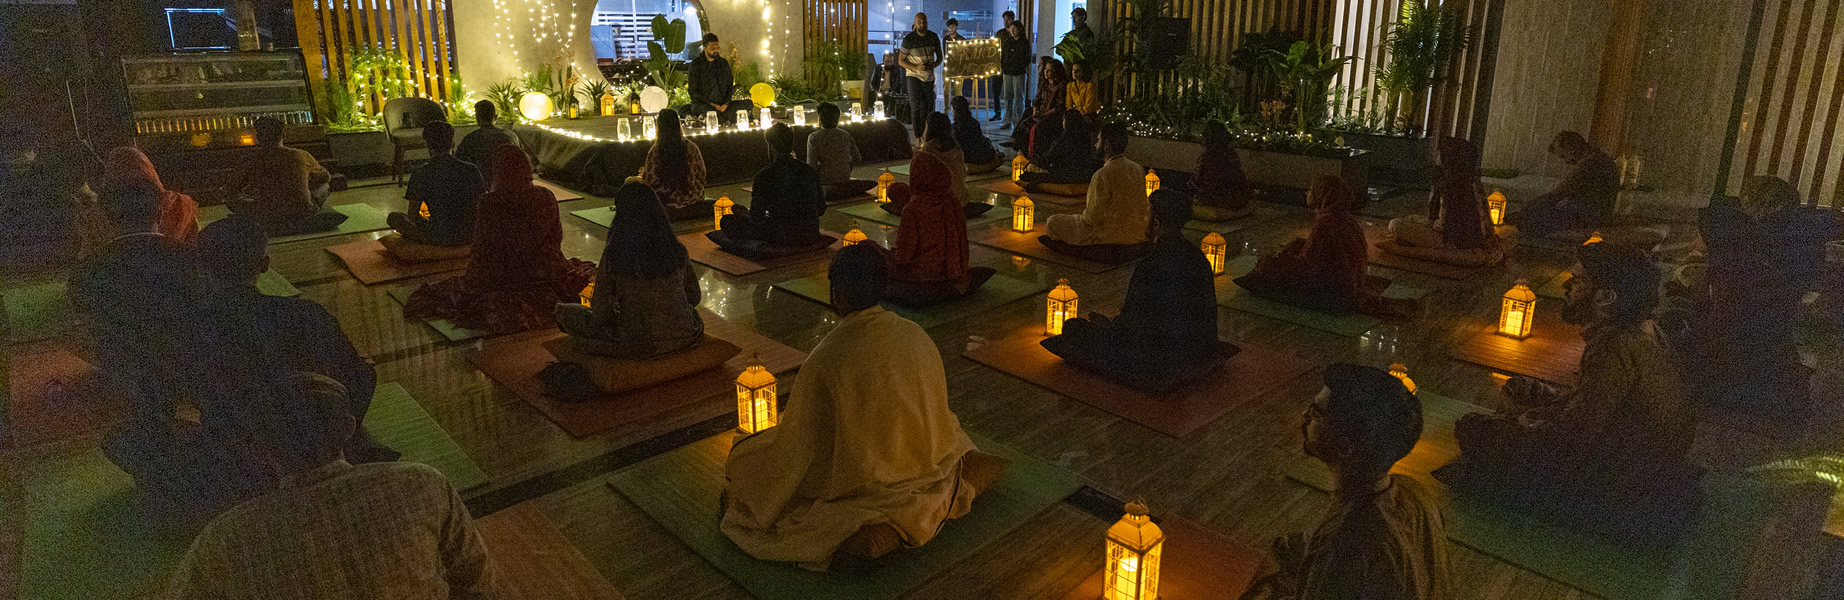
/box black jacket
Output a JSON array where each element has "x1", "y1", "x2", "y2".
[
  {"x1": 688, "y1": 54, "x2": 733, "y2": 106},
  {"x1": 1000, "y1": 31, "x2": 1031, "y2": 75}
]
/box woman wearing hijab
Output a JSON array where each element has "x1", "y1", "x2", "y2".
[
  {"x1": 403, "y1": 146, "x2": 595, "y2": 334},
  {"x1": 76, "y1": 147, "x2": 201, "y2": 254},
  {"x1": 1383, "y1": 137, "x2": 1503, "y2": 266},
  {"x1": 887, "y1": 112, "x2": 993, "y2": 218},
  {"x1": 1020, "y1": 111, "x2": 1099, "y2": 193},
  {"x1": 1237, "y1": 175, "x2": 1412, "y2": 317},
  {"x1": 556, "y1": 181, "x2": 703, "y2": 359},
  {"x1": 641, "y1": 109, "x2": 711, "y2": 220},
  {"x1": 949, "y1": 96, "x2": 1000, "y2": 172},
  {"x1": 1190, "y1": 121, "x2": 1257, "y2": 222},
  {"x1": 886, "y1": 152, "x2": 996, "y2": 305}
]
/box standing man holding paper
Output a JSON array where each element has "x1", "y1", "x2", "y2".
[{"x1": 899, "y1": 12, "x2": 944, "y2": 139}]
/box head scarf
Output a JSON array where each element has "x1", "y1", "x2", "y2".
[
  {"x1": 467, "y1": 145, "x2": 570, "y2": 287},
  {"x1": 1739, "y1": 176, "x2": 1801, "y2": 221},
  {"x1": 103, "y1": 146, "x2": 198, "y2": 242},
  {"x1": 1302, "y1": 175, "x2": 1369, "y2": 298},
  {"x1": 890, "y1": 151, "x2": 970, "y2": 287},
  {"x1": 1434, "y1": 136, "x2": 1491, "y2": 249},
  {"x1": 488, "y1": 143, "x2": 534, "y2": 193}
]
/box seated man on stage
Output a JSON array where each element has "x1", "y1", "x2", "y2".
[
  {"x1": 721, "y1": 124, "x2": 828, "y2": 247},
  {"x1": 387, "y1": 121, "x2": 483, "y2": 248},
  {"x1": 807, "y1": 103, "x2": 877, "y2": 202},
  {"x1": 721, "y1": 245, "x2": 1009, "y2": 571},
  {"x1": 455, "y1": 100, "x2": 523, "y2": 190},
  {"x1": 1041, "y1": 190, "x2": 1229, "y2": 393},
  {"x1": 1190, "y1": 120, "x2": 1257, "y2": 222},
  {"x1": 195, "y1": 215, "x2": 398, "y2": 464},
  {"x1": 1242, "y1": 364, "x2": 1453, "y2": 600},
  {"x1": 1441, "y1": 243, "x2": 1699, "y2": 540},
  {"x1": 1040, "y1": 122, "x2": 1149, "y2": 259},
  {"x1": 1236, "y1": 175, "x2": 1412, "y2": 318},
  {"x1": 1506, "y1": 131, "x2": 1618, "y2": 237},
  {"x1": 1019, "y1": 112, "x2": 1100, "y2": 194},
  {"x1": 686, "y1": 33, "x2": 735, "y2": 124},
  {"x1": 231, "y1": 117, "x2": 344, "y2": 235},
  {"x1": 886, "y1": 152, "x2": 997, "y2": 306},
  {"x1": 559, "y1": 182, "x2": 704, "y2": 359},
  {"x1": 1385, "y1": 137, "x2": 1504, "y2": 266}
]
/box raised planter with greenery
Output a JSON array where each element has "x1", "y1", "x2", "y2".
[
  {"x1": 1325, "y1": 2, "x2": 1473, "y2": 187},
  {"x1": 1126, "y1": 133, "x2": 1370, "y2": 202}
]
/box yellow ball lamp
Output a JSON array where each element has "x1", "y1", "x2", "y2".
[
  {"x1": 749, "y1": 82, "x2": 777, "y2": 108},
  {"x1": 518, "y1": 91, "x2": 554, "y2": 121}
]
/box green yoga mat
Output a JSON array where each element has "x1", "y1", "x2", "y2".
[
  {"x1": 15, "y1": 447, "x2": 196, "y2": 600},
  {"x1": 386, "y1": 286, "x2": 490, "y2": 342},
  {"x1": 1183, "y1": 205, "x2": 1290, "y2": 235},
  {"x1": 887, "y1": 163, "x2": 1006, "y2": 181},
  {"x1": 1537, "y1": 271, "x2": 1570, "y2": 300},
  {"x1": 773, "y1": 272, "x2": 1047, "y2": 329},
  {"x1": 608, "y1": 432, "x2": 1082, "y2": 600},
  {"x1": 570, "y1": 205, "x2": 619, "y2": 229},
  {"x1": 200, "y1": 203, "x2": 393, "y2": 244},
  {"x1": 1216, "y1": 256, "x2": 1429, "y2": 337},
  {"x1": 363, "y1": 382, "x2": 490, "y2": 491},
  {"x1": 833, "y1": 201, "x2": 1007, "y2": 228},
  {"x1": 3, "y1": 281, "x2": 70, "y2": 343},
  {"x1": 256, "y1": 269, "x2": 300, "y2": 297}
]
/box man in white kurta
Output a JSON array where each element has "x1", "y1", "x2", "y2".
[
  {"x1": 1045, "y1": 122, "x2": 1149, "y2": 246},
  {"x1": 721, "y1": 245, "x2": 1007, "y2": 571}
]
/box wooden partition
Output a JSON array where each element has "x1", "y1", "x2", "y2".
[
  {"x1": 1327, "y1": 0, "x2": 1504, "y2": 140},
  {"x1": 805, "y1": 0, "x2": 868, "y2": 62},
  {"x1": 1098, "y1": 0, "x2": 1336, "y2": 102},
  {"x1": 292, "y1": 0, "x2": 458, "y2": 115},
  {"x1": 1722, "y1": 0, "x2": 1844, "y2": 209}
]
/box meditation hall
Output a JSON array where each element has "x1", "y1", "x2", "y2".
[{"x1": 6, "y1": 0, "x2": 1844, "y2": 598}]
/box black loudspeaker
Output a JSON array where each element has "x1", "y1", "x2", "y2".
[{"x1": 1144, "y1": 18, "x2": 1190, "y2": 70}]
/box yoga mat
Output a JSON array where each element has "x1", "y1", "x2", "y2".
[
  {"x1": 4, "y1": 344, "x2": 120, "y2": 449},
  {"x1": 327, "y1": 239, "x2": 469, "y2": 285},
  {"x1": 1215, "y1": 256, "x2": 1429, "y2": 337},
  {"x1": 197, "y1": 203, "x2": 231, "y2": 226},
  {"x1": 1450, "y1": 314, "x2": 1584, "y2": 387},
  {"x1": 1183, "y1": 205, "x2": 1290, "y2": 235},
  {"x1": 1057, "y1": 516, "x2": 1263, "y2": 600},
  {"x1": 978, "y1": 179, "x2": 1084, "y2": 207},
  {"x1": 1283, "y1": 391, "x2": 1493, "y2": 493},
  {"x1": 362, "y1": 382, "x2": 490, "y2": 491},
  {"x1": 771, "y1": 272, "x2": 1050, "y2": 329},
  {"x1": 266, "y1": 203, "x2": 394, "y2": 245},
  {"x1": 1367, "y1": 245, "x2": 1485, "y2": 280},
  {"x1": 537, "y1": 179, "x2": 586, "y2": 202},
  {"x1": 680, "y1": 231, "x2": 839, "y2": 277},
  {"x1": 477, "y1": 502, "x2": 628, "y2": 600},
  {"x1": 967, "y1": 227, "x2": 1123, "y2": 274},
  {"x1": 470, "y1": 310, "x2": 806, "y2": 438},
  {"x1": 834, "y1": 201, "x2": 1008, "y2": 228},
  {"x1": 15, "y1": 446, "x2": 194, "y2": 600},
  {"x1": 569, "y1": 206, "x2": 618, "y2": 229},
  {"x1": 256, "y1": 269, "x2": 300, "y2": 297},
  {"x1": 3, "y1": 281, "x2": 70, "y2": 343},
  {"x1": 1536, "y1": 271, "x2": 1570, "y2": 300},
  {"x1": 387, "y1": 286, "x2": 491, "y2": 342},
  {"x1": 964, "y1": 329, "x2": 1314, "y2": 438},
  {"x1": 607, "y1": 432, "x2": 1083, "y2": 600}
]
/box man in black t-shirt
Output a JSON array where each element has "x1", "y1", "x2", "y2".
[
  {"x1": 899, "y1": 13, "x2": 944, "y2": 138},
  {"x1": 687, "y1": 33, "x2": 736, "y2": 125},
  {"x1": 389, "y1": 122, "x2": 483, "y2": 247}
]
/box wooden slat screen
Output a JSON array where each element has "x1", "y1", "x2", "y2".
[
  {"x1": 1327, "y1": 0, "x2": 1503, "y2": 140},
  {"x1": 294, "y1": 0, "x2": 458, "y2": 117},
  {"x1": 1724, "y1": 0, "x2": 1844, "y2": 209},
  {"x1": 805, "y1": 0, "x2": 868, "y2": 63},
  {"x1": 1101, "y1": 0, "x2": 1335, "y2": 101}
]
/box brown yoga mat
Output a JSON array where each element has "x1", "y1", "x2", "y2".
[
  {"x1": 469, "y1": 309, "x2": 805, "y2": 438},
  {"x1": 964, "y1": 329, "x2": 1313, "y2": 438},
  {"x1": 978, "y1": 179, "x2": 1084, "y2": 207},
  {"x1": 679, "y1": 231, "x2": 839, "y2": 277},
  {"x1": 1450, "y1": 312, "x2": 1584, "y2": 387},
  {"x1": 536, "y1": 180, "x2": 585, "y2": 202},
  {"x1": 967, "y1": 226, "x2": 1121, "y2": 274},
  {"x1": 326, "y1": 239, "x2": 469, "y2": 285},
  {"x1": 1057, "y1": 516, "x2": 1263, "y2": 600},
  {"x1": 477, "y1": 502, "x2": 627, "y2": 600},
  {"x1": 1363, "y1": 229, "x2": 1486, "y2": 280},
  {"x1": 4, "y1": 343, "x2": 122, "y2": 449}
]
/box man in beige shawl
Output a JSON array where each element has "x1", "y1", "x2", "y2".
[
  {"x1": 721, "y1": 245, "x2": 1009, "y2": 571},
  {"x1": 1044, "y1": 122, "x2": 1150, "y2": 247}
]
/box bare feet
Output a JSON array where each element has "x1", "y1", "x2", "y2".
[
  {"x1": 960, "y1": 450, "x2": 1010, "y2": 497},
  {"x1": 831, "y1": 522, "x2": 904, "y2": 571}
]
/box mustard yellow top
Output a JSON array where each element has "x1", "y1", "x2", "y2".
[{"x1": 1066, "y1": 81, "x2": 1099, "y2": 115}]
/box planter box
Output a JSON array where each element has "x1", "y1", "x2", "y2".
[
  {"x1": 1125, "y1": 135, "x2": 1371, "y2": 206},
  {"x1": 327, "y1": 130, "x2": 393, "y2": 178},
  {"x1": 1336, "y1": 131, "x2": 1434, "y2": 187}
]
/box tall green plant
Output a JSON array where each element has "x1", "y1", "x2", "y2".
[
  {"x1": 1373, "y1": 1, "x2": 1473, "y2": 133},
  {"x1": 486, "y1": 80, "x2": 524, "y2": 123},
  {"x1": 645, "y1": 14, "x2": 689, "y2": 92},
  {"x1": 1265, "y1": 40, "x2": 1354, "y2": 133},
  {"x1": 802, "y1": 40, "x2": 854, "y2": 101}
]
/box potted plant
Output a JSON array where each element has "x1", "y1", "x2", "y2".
[{"x1": 1334, "y1": 2, "x2": 1472, "y2": 185}]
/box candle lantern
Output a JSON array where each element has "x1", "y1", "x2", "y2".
[
  {"x1": 877, "y1": 170, "x2": 896, "y2": 202},
  {"x1": 735, "y1": 354, "x2": 778, "y2": 434},
  {"x1": 1103, "y1": 500, "x2": 1164, "y2": 600},
  {"x1": 842, "y1": 222, "x2": 868, "y2": 246},
  {"x1": 1012, "y1": 155, "x2": 1028, "y2": 182},
  {"x1": 1488, "y1": 190, "x2": 1507, "y2": 226},
  {"x1": 1389, "y1": 363, "x2": 1417, "y2": 395},
  {"x1": 706, "y1": 111, "x2": 719, "y2": 131},
  {"x1": 1046, "y1": 278, "x2": 1078, "y2": 335},
  {"x1": 579, "y1": 277, "x2": 595, "y2": 307},
  {"x1": 713, "y1": 194, "x2": 735, "y2": 230},
  {"x1": 1011, "y1": 195, "x2": 1035, "y2": 233},
  {"x1": 1201, "y1": 232, "x2": 1228, "y2": 275},
  {"x1": 418, "y1": 202, "x2": 431, "y2": 219},
  {"x1": 873, "y1": 100, "x2": 886, "y2": 120},
  {"x1": 736, "y1": 109, "x2": 751, "y2": 129},
  {"x1": 629, "y1": 96, "x2": 641, "y2": 114},
  {"x1": 849, "y1": 103, "x2": 863, "y2": 122},
  {"x1": 600, "y1": 93, "x2": 616, "y2": 116},
  {"x1": 1144, "y1": 169, "x2": 1160, "y2": 197},
  {"x1": 1583, "y1": 231, "x2": 1603, "y2": 246},
  {"x1": 568, "y1": 104, "x2": 579, "y2": 119},
  {"x1": 644, "y1": 118, "x2": 658, "y2": 140},
  {"x1": 792, "y1": 108, "x2": 807, "y2": 127},
  {"x1": 759, "y1": 107, "x2": 773, "y2": 128},
  {"x1": 1498, "y1": 279, "x2": 1537, "y2": 339},
  {"x1": 617, "y1": 118, "x2": 633, "y2": 141}
]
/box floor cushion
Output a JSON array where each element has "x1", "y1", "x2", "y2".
[
  {"x1": 705, "y1": 230, "x2": 836, "y2": 259},
  {"x1": 379, "y1": 233, "x2": 471, "y2": 263},
  {"x1": 543, "y1": 334, "x2": 741, "y2": 395}
]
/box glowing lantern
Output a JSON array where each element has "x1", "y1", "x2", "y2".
[
  {"x1": 418, "y1": 202, "x2": 431, "y2": 219},
  {"x1": 644, "y1": 118, "x2": 658, "y2": 140},
  {"x1": 842, "y1": 222, "x2": 868, "y2": 246},
  {"x1": 568, "y1": 104, "x2": 578, "y2": 119},
  {"x1": 238, "y1": 132, "x2": 255, "y2": 146},
  {"x1": 600, "y1": 93, "x2": 616, "y2": 116},
  {"x1": 629, "y1": 97, "x2": 641, "y2": 114},
  {"x1": 1046, "y1": 278, "x2": 1078, "y2": 336},
  {"x1": 518, "y1": 91, "x2": 554, "y2": 121},
  {"x1": 873, "y1": 100, "x2": 886, "y2": 120},
  {"x1": 736, "y1": 109, "x2": 751, "y2": 129},
  {"x1": 735, "y1": 354, "x2": 778, "y2": 434},
  {"x1": 1389, "y1": 363, "x2": 1418, "y2": 395},
  {"x1": 792, "y1": 108, "x2": 807, "y2": 127},
  {"x1": 1103, "y1": 500, "x2": 1163, "y2": 600},
  {"x1": 1144, "y1": 169, "x2": 1160, "y2": 197},
  {"x1": 705, "y1": 111, "x2": 719, "y2": 131},
  {"x1": 617, "y1": 118, "x2": 633, "y2": 141},
  {"x1": 1488, "y1": 190, "x2": 1507, "y2": 225},
  {"x1": 1011, "y1": 195, "x2": 1035, "y2": 233},
  {"x1": 848, "y1": 103, "x2": 862, "y2": 122},
  {"x1": 1012, "y1": 155, "x2": 1028, "y2": 182},
  {"x1": 877, "y1": 170, "x2": 896, "y2": 202},
  {"x1": 1498, "y1": 279, "x2": 1537, "y2": 340},
  {"x1": 579, "y1": 278, "x2": 595, "y2": 307},
  {"x1": 1201, "y1": 232, "x2": 1227, "y2": 275},
  {"x1": 713, "y1": 194, "x2": 735, "y2": 230},
  {"x1": 759, "y1": 107, "x2": 773, "y2": 128},
  {"x1": 1583, "y1": 231, "x2": 1604, "y2": 246}
]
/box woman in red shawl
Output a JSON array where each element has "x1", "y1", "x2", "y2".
[
  {"x1": 403, "y1": 146, "x2": 595, "y2": 334},
  {"x1": 76, "y1": 147, "x2": 201, "y2": 254},
  {"x1": 1237, "y1": 175, "x2": 1410, "y2": 317},
  {"x1": 1190, "y1": 121, "x2": 1256, "y2": 222},
  {"x1": 885, "y1": 152, "x2": 995, "y2": 305},
  {"x1": 1388, "y1": 137, "x2": 1498, "y2": 252}
]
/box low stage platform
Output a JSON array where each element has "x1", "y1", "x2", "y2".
[{"x1": 513, "y1": 115, "x2": 914, "y2": 195}]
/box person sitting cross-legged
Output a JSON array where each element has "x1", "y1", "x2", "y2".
[
  {"x1": 1041, "y1": 189, "x2": 1230, "y2": 393},
  {"x1": 950, "y1": 96, "x2": 1002, "y2": 172},
  {"x1": 1240, "y1": 364, "x2": 1454, "y2": 600},
  {"x1": 73, "y1": 147, "x2": 200, "y2": 256},
  {"x1": 1189, "y1": 120, "x2": 1257, "y2": 222},
  {"x1": 231, "y1": 117, "x2": 345, "y2": 235},
  {"x1": 387, "y1": 121, "x2": 484, "y2": 248},
  {"x1": 1505, "y1": 130, "x2": 1618, "y2": 238},
  {"x1": 1039, "y1": 122, "x2": 1151, "y2": 262},
  {"x1": 642, "y1": 109, "x2": 713, "y2": 220},
  {"x1": 164, "y1": 372, "x2": 496, "y2": 600},
  {"x1": 885, "y1": 151, "x2": 998, "y2": 306},
  {"x1": 1439, "y1": 243, "x2": 1701, "y2": 542},
  {"x1": 808, "y1": 102, "x2": 878, "y2": 202},
  {"x1": 455, "y1": 100, "x2": 525, "y2": 190},
  {"x1": 557, "y1": 181, "x2": 705, "y2": 359},
  {"x1": 1383, "y1": 136, "x2": 1505, "y2": 266},
  {"x1": 720, "y1": 245, "x2": 1009, "y2": 571},
  {"x1": 1235, "y1": 175, "x2": 1414, "y2": 318},
  {"x1": 721, "y1": 123, "x2": 829, "y2": 247},
  {"x1": 1019, "y1": 111, "x2": 1100, "y2": 194},
  {"x1": 886, "y1": 111, "x2": 994, "y2": 218}
]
